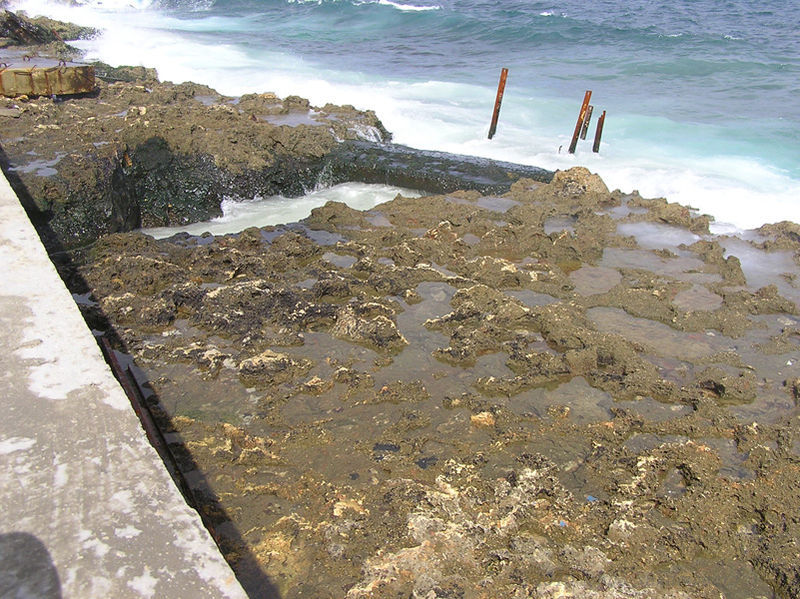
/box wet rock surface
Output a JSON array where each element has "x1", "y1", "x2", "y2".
[
  {"x1": 0, "y1": 70, "x2": 391, "y2": 250},
  {"x1": 322, "y1": 140, "x2": 553, "y2": 196},
  {"x1": 0, "y1": 74, "x2": 553, "y2": 253},
  {"x1": 68, "y1": 167, "x2": 800, "y2": 599},
  {"x1": 1, "y1": 8, "x2": 94, "y2": 48}
]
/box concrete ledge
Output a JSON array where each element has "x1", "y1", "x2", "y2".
[{"x1": 0, "y1": 170, "x2": 246, "y2": 597}]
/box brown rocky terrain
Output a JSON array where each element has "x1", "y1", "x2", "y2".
[
  {"x1": 71, "y1": 168, "x2": 800, "y2": 599},
  {"x1": 3, "y1": 10, "x2": 800, "y2": 599},
  {"x1": 0, "y1": 24, "x2": 390, "y2": 251}
]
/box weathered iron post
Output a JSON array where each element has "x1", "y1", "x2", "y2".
[
  {"x1": 593, "y1": 110, "x2": 606, "y2": 153},
  {"x1": 488, "y1": 67, "x2": 508, "y2": 140},
  {"x1": 568, "y1": 90, "x2": 592, "y2": 153},
  {"x1": 580, "y1": 105, "x2": 594, "y2": 140}
]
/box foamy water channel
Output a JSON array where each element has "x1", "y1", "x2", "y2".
[{"x1": 141, "y1": 183, "x2": 420, "y2": 239}]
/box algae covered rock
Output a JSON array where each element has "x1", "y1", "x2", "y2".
[
  {"x1": 238, "y1": 350, "x2": 311, "y2": 385},
  {"x1": 1, "y1": 9, "x2": 59, "y2": 45},
  {"x1": 331, "y1": 302, "x2": 408, "y2": 353}
]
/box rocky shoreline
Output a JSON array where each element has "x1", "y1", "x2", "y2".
[
  {"x1": 3, "y1": 9, "x2": 800, "y2": 599},
  {"x1": 1, "y1": 8, "x2": 551, "y2": 253},
  {"x1": 73, "y1": 170, "x2": 800, "y2": 599}
]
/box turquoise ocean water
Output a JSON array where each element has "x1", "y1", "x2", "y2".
[{"x1": 9, "y1": 0, "x2": 800, "y2": 230}]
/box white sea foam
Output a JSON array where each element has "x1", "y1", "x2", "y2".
[
  {"x1": 142, "y1": 183, "x2": 420, "y2": 238},
  {"x1": 287, "y1": 0, "x2": 439, "y2": 7},
  {"x1": 376, "y1": 0, "x2": 440, "y2": 11},
  {"x1": 75, "y1": 0, "x2": 154, "y2": 9}
]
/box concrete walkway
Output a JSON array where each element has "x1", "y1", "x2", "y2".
[{"x1": 0, "y1": 171, "x2": 247, "y2": 597}]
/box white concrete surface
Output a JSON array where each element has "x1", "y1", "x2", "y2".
[{"x1": 0, "y1": 170, "x2": 247, "y2": 598}]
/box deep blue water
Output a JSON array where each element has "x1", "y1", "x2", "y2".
[{"x1": 10, "y1": 0, "x2": 800, "y2": 228}]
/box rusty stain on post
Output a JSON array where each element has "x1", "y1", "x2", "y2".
[
  {"x1": 488, "y1": 67, "x2": 508, "y2": 140},
  {"x1": 593, "y1": 110, "x2": 607, "y2": 153},
  {"x1": 579, "y1": 105, "x2": 594, "y2": 140},
  {"x1": 568, "y1": 90, "x2": 592, "y2": 154}
]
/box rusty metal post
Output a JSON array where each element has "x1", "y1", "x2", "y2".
[
  {"x1": 568, "y1": 90, "x2": 592, "y2": 153},
  {"x1": 593, "y1": 110, "x2": 606, "y2": 153},
  {"x1": 579, "y1": 105, "x2": 594, "y2": 140},
  {"x1": 488, "y1": 67, "x2": 508, "y2": 140}
]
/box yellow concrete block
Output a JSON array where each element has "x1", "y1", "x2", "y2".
[{"x1": 0, "y1": 64, "x2": 95, "y2": 97}]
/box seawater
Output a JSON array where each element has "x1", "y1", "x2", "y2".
[
  {"x1": 142, "y1": 182, "x2": 420, "y2": 238},
  {"x1": 9, "y1": 0, "x2": 800, "y2": 231}
]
